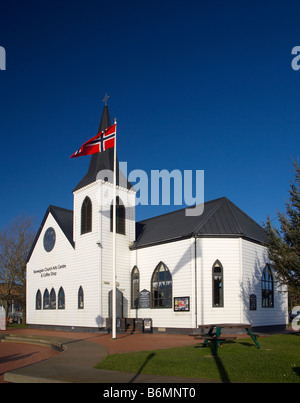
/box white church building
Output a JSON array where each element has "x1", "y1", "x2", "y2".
[{"x1": 26, "y1": 104, "x2": 288, "y2": 334}]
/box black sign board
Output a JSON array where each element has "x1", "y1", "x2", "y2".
[
  {"x1": 139, "y1": 289, "x2": 150, "y2": 309},
  {"x1": 249, "y1": 294, "x2": 257, "y2": 311}
]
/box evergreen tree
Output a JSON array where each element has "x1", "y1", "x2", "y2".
[{"x1": 264, "y1": 160, "x2": 300, "y2": 303}]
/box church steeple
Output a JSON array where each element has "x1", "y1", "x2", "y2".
[
  {"x1": 73, "y1": 100, "x2": 132, "y2": 192},
  {"x1": 97, "y1": 103, "x2": 111, "y2": 133}
]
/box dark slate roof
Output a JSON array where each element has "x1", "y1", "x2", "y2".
[
  {"x1": 73, "y1": 105, "x2": 133, "y2": 192},
  {"x1": 50, "y1": 205, "x2": 74, "y2": 247},
  {"x1": 26, "y1": 205, "x2": 74, "y2": 262},
  {"x1": 133, "y1": 197, "x2": 267, "y2": 248}
]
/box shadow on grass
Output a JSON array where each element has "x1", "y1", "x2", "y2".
[
  {"x1": 236, "y1": 341, "x2": 259, "y2": 348},
  {"x1": 129, "y1": 352, "x2": 155, "y2": 383},
  {"x1": 194, "y1": 342, "x2": 239, "y2": 383},
  {"x1": 213, "y1": 353, "x2": 230, "y2": 383},
  {"x1": 292, "y1": 367, "x2": 300, "y2": 378}
]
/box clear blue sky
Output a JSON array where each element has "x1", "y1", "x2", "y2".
[{"x1": 0, "y1": 0, "x2": 300, "y2": 231}]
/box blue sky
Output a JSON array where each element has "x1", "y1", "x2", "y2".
[{"x1": 0, "y1": 0, "x2": 300, "y2": 230}]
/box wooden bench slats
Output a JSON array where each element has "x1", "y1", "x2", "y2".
[{"x1": 193, "y1": 336, "x2": 237, "y2": 341}]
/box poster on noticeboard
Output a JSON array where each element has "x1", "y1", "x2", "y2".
[{"x1": 174, "y1": 297, "x2": 190, "y2": 312}]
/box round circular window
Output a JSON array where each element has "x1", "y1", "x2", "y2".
[{"x1": 43, "y1": 227, "x2": 56, "y2": 252}]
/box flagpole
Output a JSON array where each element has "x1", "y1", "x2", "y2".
[{"x1": 112, "y1": 117, "x2": 117, "y2": 340}]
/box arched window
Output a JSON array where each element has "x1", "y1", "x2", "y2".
[
  {"x1": 212, "y1": 260, "x2": 224, "y2": 307},
  {"x1": 262, "y1": 266, "x2": 274, "y2": 307},
  {"x1": 110, "y1": 196, "x2": 125, "y2": 235},
  {"x1": 131, "y1": 266, "x2": 140, "y2": 308},
  {"x1": 58, "y1": 287, "x2": 65, "y2": 309},
  {"x1": 151, "y1": 262, "x2": 172, "y2": 308},
  {"x1": 81, "y1": 196, "x2": 92, "y2": 234},
  {"x1": 78, "y1": 286, "x2": 84, "y2": 309},
  {"x1": 43, "y1": 289, "x2": 50, "y2": 309},
  {"x1": 50, "y1": 288, "x2": 56, "y2": 309},
  {"x1": 36, "y1": 289, "x2": 41, "y2": 310}
]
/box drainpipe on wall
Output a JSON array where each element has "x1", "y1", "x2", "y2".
[{"x1": 194, "y1": 234, "x2": 198, "y2": 329}]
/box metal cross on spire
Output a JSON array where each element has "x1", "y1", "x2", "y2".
[{"x1": 102, "y1": 93, "x2": 110, "y2": 106}]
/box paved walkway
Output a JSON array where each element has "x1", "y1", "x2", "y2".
[
  {"x1": 0, "y1": 328, "x2": 217, "y2": 383},
  {"x1": 0, "y1": 341, "x2": 59, "y2": 383}
]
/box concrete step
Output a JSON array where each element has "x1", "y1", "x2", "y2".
[
  {"x1": 1, "y1": 334, "x2": 65, "y2": 352},
  {"x1": 124, "y1": 325, "x2": 142, "y2": 334}
]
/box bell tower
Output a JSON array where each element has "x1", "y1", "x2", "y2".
[{"x1": 72, "y1": 98, "x2": 136, "y2": 323}]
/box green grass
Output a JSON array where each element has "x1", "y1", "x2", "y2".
[
  {"x1": 95, "y1": 334, "x2": 300, "y2": 383},
  {"x1": 7, "y1": 323, "x2": 28, "y2": 329}
]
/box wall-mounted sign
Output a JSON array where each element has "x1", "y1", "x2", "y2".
[
  {"x1": 33, "y1": 264, "x2": 66, "y2": 278},
  {"x1": 249, "y1": 294, "x2": 257, "y2": 311},
  {"x1": 139, "y1": 289, "x2": 150, "y2": 309},
  {"x1": 174, "y1": 297, "x2": 190, "y2": 312}
]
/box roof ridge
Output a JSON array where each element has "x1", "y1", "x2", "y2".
[
  {"x1": 49, "y1": 205, "x2": 73, "y2": 213},
  {"x1": 192, "y1": 197, "x2": 226, "y2": 234},
  {"x1": 225, "y1": 198, "x2": 266, "y2": 231},
  {"x1": 137, "y1": 197, "x2": 225, "y2": 224},
  {"x1": 223, "y1": 197, "x2": 243, "y2": 234}
]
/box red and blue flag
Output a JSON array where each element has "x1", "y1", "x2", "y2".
[{"x1": 70, "y1": 123, "x2": 116, "y2": 158}]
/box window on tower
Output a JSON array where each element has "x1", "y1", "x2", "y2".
[
  {"x1": 110, "y1": 196, "x2": 125, "y2": 235},
  {"x1": 81, "y1": 196, "x2": 92, "y2": 234}
]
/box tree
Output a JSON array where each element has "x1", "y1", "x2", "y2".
[
  {"x1": 0, "y1": 215, "x2": 36, "y2": 323},
  {"x1": 264, "y1": 160, "x2": 300, "y2": 305}
]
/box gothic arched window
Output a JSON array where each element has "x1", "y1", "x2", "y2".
[
  {"x1": 110, "y1": 196, "x2": 125, "y2": 235},
  {"x1": 43, "y1": 289, "x2": 50, "y2": 310},
  {"x1": 78, "y1": 286, "x2": 84, "y2": 309},
  {"x1": 81, "y1": 196, "x2": 92, "y2": 234},
  {"x1": 50, "y1": 288, "x2": 56, "y2": 309},
  {"x1": 262, "y1": 266, "x2": 274, "y2": 308},
  {"x1": 58, "y1": 287, "x2": 65, "y2": 309},
  {"x1": 36, "y1": 289, "x2": 41, "y2": 310},
  {"x1": 212, "y1": 260, "x2": 224, "y2": 307},
  {"x1": 151, "y1": 262, "x2": 172, "y2": 308}
]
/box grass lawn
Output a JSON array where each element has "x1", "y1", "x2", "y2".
[
  {"x1": 95, "y1": 334, "x2": 300, "y2": 383},
  {"x1": 7, "y1": 323, "x2": 28, "y2": 329}
]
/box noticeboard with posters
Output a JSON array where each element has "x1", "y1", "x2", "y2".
[{"x1": 174, "y1": 297, "x2": 190, "y2": 312}]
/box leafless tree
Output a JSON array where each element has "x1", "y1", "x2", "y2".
[{"x1": 0, "y1": 215, "x2": 36, "y2": 323}]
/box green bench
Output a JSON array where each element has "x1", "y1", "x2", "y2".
[{"x1": 189, "y1": 333, "x2": 237, "y2": 355}]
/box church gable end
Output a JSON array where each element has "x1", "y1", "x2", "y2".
[{"x1": 27, "y1": 205, "x2": 74, "y2": 263}]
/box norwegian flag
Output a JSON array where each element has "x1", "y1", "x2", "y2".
[{"x1": 70, "y1": 123, "x2": 116, "y2": 158}]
